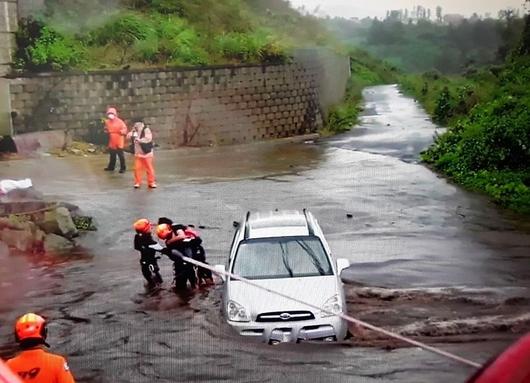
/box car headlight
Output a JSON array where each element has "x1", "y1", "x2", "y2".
[
  {"x1": 320, "y1": 295, "x2": 342, "y2": 318},
  {"x1": 227, "y1": 300, "x2": 250, "y2": 322}
]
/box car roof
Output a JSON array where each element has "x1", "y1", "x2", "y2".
[{"x1": 245, "y1": 210, "x2": 311, "y2": 239}]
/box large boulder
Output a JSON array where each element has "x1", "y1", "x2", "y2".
[
  {"x1": 40, "y1": 207, "x2": 78, "y2": 239},
  {"x1": 0, "y1": 227, "x2": 34, "y2": 252},
  {"x1": 0, "y1": 240, "x2": 9, "y2": 257},
  {"x1": 44, "y1": 234, "x2": 74, "y2": 254}
]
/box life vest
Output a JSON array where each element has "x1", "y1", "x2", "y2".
[{"x1": 184, "y1": 227, "x2": 199, "y2": 239}]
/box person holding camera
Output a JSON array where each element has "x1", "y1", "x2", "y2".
[{"x1": 126, "y1": 119, "x2": 157, "y2": 189}]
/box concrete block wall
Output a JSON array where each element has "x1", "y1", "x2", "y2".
[
  {"x1": 9, "y1": 63, "x2": 324, "y2": 147},
  {"x1": 0, "y1": 0, "x2": 17, "y2": 77},
  {"x1": 293, "y1": 48, "x2": 351, "y2": 118}
]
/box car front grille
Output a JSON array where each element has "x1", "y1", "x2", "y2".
[{"x1": 256, "y1": 310, "x2": 315, "y2": 322}]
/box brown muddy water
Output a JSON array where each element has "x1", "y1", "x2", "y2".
[{"x1": 0, "y1": 85, "x2": 529, "y2": 382}]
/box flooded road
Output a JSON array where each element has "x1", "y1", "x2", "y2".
[{"x1": 1, "y1": 85, "x2": 529, "y2": 382}]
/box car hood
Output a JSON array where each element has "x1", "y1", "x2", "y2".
[{"x1": 227, "y1": 276, "x2": 340, "y2": 318}]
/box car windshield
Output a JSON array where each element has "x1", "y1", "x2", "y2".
[{"x1": 232, "y1": 236, "x2": 333, "y2": 280}]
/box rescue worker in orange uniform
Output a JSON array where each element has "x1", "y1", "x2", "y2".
[
  {"x1": 126, "y1": 119, "x2": 157, "y2": 189},
  {"x1": 134, "y1": 218, "x2": 163, "y2": 286},
  {"x1": 104, "y1": 107, "x2": 128, "y2": 173},
  {"x1": 6, "y1": 313, "x2": 75, "y2": 383},
  {"x1": 157, "y1": 223, "x2": 197, "y2": 290},
  {"x1": 0, "y1": 359, "x2": 22, "y2": 383}
]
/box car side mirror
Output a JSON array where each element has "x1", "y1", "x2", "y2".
[
  {"x1": 336, "y1": 258, "x2": 350, "y2": 275},
  {"x1": 214, "y1": 265, "x2": 226, "y2": 282}
]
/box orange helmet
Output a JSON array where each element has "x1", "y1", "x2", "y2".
[
  {"x1": 134, "y1": 219, "x2": 151, "y2": 234},
  {"x1": 14, "y1": 313, "x2": 47, "y2": 343},
  {"x1": 156, "y1": 224, "x2": 172, "y2": 240}
]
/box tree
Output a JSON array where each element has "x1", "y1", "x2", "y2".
[
  {"x1": 436, "y1": 6, "x2": 442, "y2": 23},
  {"x1": 427, "y1": 8, "x2": 431, "y2": 20},
  {"x1": 498, "y1": 8, "x2": 516, "y2": 21},
  {"x1": 497, "y1": 7, "x2": 524, "y2": 60},
  {"x1": 515, "y1": 14, "x2": 530, "y2": 56}
]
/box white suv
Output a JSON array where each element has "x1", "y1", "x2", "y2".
[{"x1": 215, "y1": 210, "x2": 350, "y2": 343}]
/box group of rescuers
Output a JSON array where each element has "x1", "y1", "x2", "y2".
[
  {"x1": 2, "y1": 224, "x2": 530, "y2": 383},
  {"x1": 3, "y1": 110, "x2": 530, "y2": 383},
  {"x1": 2, "y1": 217, "x2": 214, "y2": 382}
]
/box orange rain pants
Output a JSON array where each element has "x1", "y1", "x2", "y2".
[{"x1": 134, "y1": 156, "x2": 156, "y2": 186}]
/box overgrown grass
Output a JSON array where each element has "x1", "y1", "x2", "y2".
[
  {"x1": 399, "y1": 69, "x2": 497, "y2": 124},
  {"x1": 14, "y1": 0, "x2": 334, "y2": 71},
  {"x1": 323, "y1": 49, "x2": 397, "y2": 134}
]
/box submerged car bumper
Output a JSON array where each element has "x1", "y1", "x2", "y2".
[{"x1": 228, "y1": 315, "x2": 347, "y2": 342}]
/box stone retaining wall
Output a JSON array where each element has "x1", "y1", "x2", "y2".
[{"x1": 9, "y1": 63, "x2": 324, "y2": 147}]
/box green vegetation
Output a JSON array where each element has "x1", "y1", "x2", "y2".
[
  {"x1": 326, "y1": 10, "x2": 525, "y2": 74},
  {"x1": 14, "y1": 0, "x2": 336, "y2": 71},
  {"x1": 15, "y1": 18, "x2": 86, "y2": 71},
  {"x1": 324, "y1": 49, "x2": 397, "y2": 134},
  {"x1": 400, "y1": 69, "x2": 497, "y2": 124},
  {"x1": 401, "y1": 16, "x2": 530, "y2": 213}
]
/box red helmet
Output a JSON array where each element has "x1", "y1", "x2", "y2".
[
  {"x1": 14, "y1": 313, "x2": 47, "y2": 343},
  {"x1": 156, "y1": 224, "x2": 172, "y2": 240},
  {"x1": 134, "y1": 219, "x2": 151, "y2": 234}
]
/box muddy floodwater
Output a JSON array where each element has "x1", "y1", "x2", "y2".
[{"x1": 1, "y1": 85, "x2": 529, "y2": 382}]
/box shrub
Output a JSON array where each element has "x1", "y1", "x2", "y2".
[
  {"x1": 326, "y1": 104, "x2": 360, "y2": 133},
  {"x1": 92, "y1": 13, "x2": 154, "y2": 63},
  {"x1": 15, "y1": 18, "x2": 86, "y2": 71},
  {"x1": 433, "y1": 86, "x2": 454, "y2": 124},
  {"x1": 213, "y1": 30, "x2": 288, "y2": 63},
  {"x1": 92, "y1": 13, "x2": 153, "y2": 46}
]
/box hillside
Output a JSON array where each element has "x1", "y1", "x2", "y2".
[
  {"x1": 325, "y1": 13, "x2": 525, "y2": 74},
  {"x1": 401, "y1": 15, "x2": 530, "y2": 213},
  {"x1": 14, "y1": 0, "x2": 335, "y2": 72}
]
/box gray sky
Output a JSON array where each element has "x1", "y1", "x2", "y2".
[{"x1": 289, "y1": 0, "x2": 525, "y2": 19}]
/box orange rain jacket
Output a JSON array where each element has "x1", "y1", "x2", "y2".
[
  {"x1": 6, "y1": 348, "x2": 75, "y2": 383},
  {"x1": 104, "y1": 107, "x2": 128, "y2": 150},
  {"x1": 0, "y1": 359, "x2": 22, "y2": 383}
]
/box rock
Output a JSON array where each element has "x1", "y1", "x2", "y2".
[
  {"x1": 44, "y1": 234, "x2": 74, "y2": 254},
  {"x1": 29, "y1": 228, "x2": 46, "y2": 253},
  {"x1": 87, "y1": 148, "x2": 96, "y2": 153},
  {"x1": 40, "y1": 207, "x2": 78, "y2": 238},
  {"x1": 0, "y1": 217, "x2": 11, "y2": 229},
  {"x1": 69, "y1": 148, "x2": 82, "y2": 155},
  {"x1": 0, "y1": 240, "x2": 9, "y2": 257},
  {"x1": 56, "y1": 202, "x2": 81, "y2": 216},
  {"x1": 0, "y1": 228, "x2": 34, "y2": 252}
]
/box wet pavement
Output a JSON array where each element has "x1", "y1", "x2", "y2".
[{"x1": 1, "y1": 85, "x2": 529, "y2": 382}]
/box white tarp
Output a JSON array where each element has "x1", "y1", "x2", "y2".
[{"x1": 0, "y1": 179, "x2": 32, "y2": 195}]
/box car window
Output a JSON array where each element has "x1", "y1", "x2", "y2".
[{"x1": 232, "y1": 236, "x2": 333, "y2": 280}]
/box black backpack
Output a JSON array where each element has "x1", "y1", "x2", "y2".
[{"x1": 129, "y1": 126, "x2": 153, "y2": 154}]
